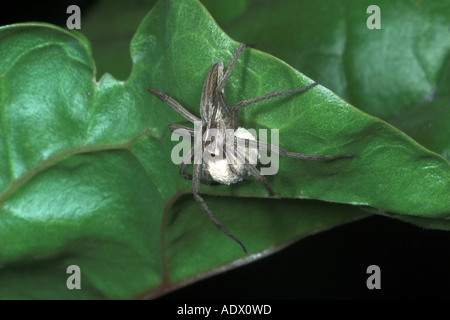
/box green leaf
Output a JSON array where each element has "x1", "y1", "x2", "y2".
[{"x1": 0, "y1": 0, "x2": 448, "y2": 299}]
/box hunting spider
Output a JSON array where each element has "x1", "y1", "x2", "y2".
[{"x1": 148, "y1": 43, "x2": 354, "y2": 253}]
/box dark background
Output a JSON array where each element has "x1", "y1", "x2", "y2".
[
  {"x1": 161, "y1": 214, "x2": 450, "y2": 299},
  {"x1": 2, "y1": 0, "x2": 449, "y2": 300}
]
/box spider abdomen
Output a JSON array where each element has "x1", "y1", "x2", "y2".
[{"x1": 206, "y1": 127, "x2": 259, "y2": 185}]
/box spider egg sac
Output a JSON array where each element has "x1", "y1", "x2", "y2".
[{"x1": 207, "y1": 127, "x2": 259, "y2": 185}]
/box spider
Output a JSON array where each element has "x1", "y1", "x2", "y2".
[{"x1": 148, "y1": 43, "x2": 355, "y2": 253}]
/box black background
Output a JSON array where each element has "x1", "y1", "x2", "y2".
[{"x1": 2, "y1": 0, "x2": 449, "y2": 300}]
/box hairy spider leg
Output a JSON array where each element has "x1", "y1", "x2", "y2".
[
  {"x1": 235, "y1": 137, "x2": 356, "y2": 160},
  {"x1": 148, "y1": 87, "x2": 200, "y2": 124},
  {"x1": 168, "y1": 123, "x2": 193, "y2": 133},
  {"x1": 192, "y1": 161, "x2": 248, "y2": 253},
  {"x1": 224, "y1": 145, "x2": 275, "y2": 196},
  {"x1": 231, "y1": 82, "x2": 319, "y2": 112},
  {"x1": 215, "y1": 43, "x2": 247, "y2": 129},
  {"x1": 217, "y1": 43, "x2": 246, "y2": 93},
  {"x1": 178, "y1": 146, "x2": 195, "y2": 180}
]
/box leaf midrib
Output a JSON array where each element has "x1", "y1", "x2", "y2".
[{"x1": 0, "y1": 128, "x2": 158, "y2": 207}]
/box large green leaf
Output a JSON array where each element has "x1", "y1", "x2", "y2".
[{"x1": 0, "y1": 0, "x2": 448, "y2": 299}]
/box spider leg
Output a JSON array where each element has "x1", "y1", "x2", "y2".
[
  {"x1": 170, "y1": 124, "x2": 196, "y2": 136},
  {"x1": 231, "y1": 82, "x2": 319, "y2": 114},
  {"x1": 216, "y1": 43, "x2": 249, "y2": 128},
  {"x1": 226, "y1": 146, "x2": 275, "y2": 197},
  {"x1": 169, "y1": 124, "x2": 193, "y2": 132},
  {"x1": 148, "y1": 87, "x2": 200, "y2": 124},
  {"x1": 217, "y1": 43, "x2": 247, "y2": 93},
  {"x1": 243, "y1": 162, "x2": 275, "y2": 197},
  {"x1": 170, "y1": 125, "x2": 197, "y2": 180},
  {"x1": 241, "y1": 138, "x2": 356, "y2": 160},
  {"x1": 202, "y1": 165, "x2": 214, "y2": 181},
  {"x1": 192, "y1": 162, "x2": 248, "y2": 253},
  {"x1": 217, "y1": 92, "x2": 233, "y2": 121},
  {"x1": 169, "y1": 124, "x2": 195, "y2": 137},
  {"x1": 178, "y1": 147, "x2": 195, "y2": 180}
]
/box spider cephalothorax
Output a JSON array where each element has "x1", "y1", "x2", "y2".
[{"x1": 148, "y1": 43, "x2": 354, "y2": 253}]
